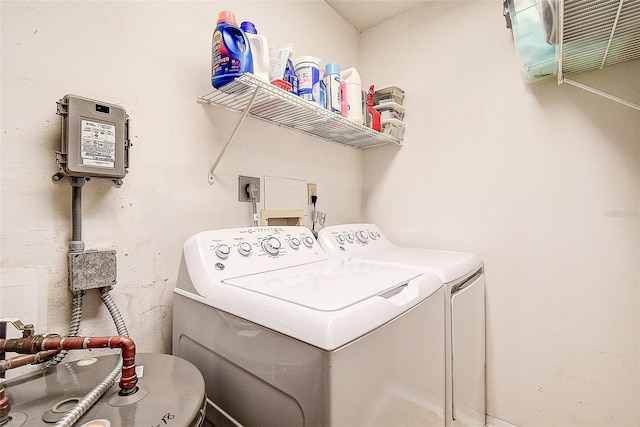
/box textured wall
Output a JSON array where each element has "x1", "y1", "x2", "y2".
[
  {"x1": 360, "y1": 2, "x2": 640, "y2": 426},
  {"x1": 0, "y1": 0, "x2": 363, "y2": 358}
]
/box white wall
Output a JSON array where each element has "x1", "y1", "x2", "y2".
[
  {"x1": 360, "y1": 2, "x2": 640, "y2": 427},
  {"x1": 3, "y1": 1, "x2": 639, "y2": 426},
  {"x1": 0, "y1": 0, "x2": 362, "y2": 356}
]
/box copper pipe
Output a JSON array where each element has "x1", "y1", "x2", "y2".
[
  {"x1": 0, "y1": 335, "x2": 137, "y2": 393},
  {"x1": 0, "y1": 383, "x2": 10, "y2": 425},
  {"x1": 0, "y1": 350, "x2": 60, "y2": 373}
]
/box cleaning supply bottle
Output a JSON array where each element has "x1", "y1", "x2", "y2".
[
  {"x1": 318, "y1": 69, "x2": 327, "y2": 109},
  {"x1": 325, "y1": 63, "x2": 341, "y2": 114},
  {"x1": 340, "y1": 80, "x2": 348, "y2": 117},
  {"x1": 366, "y1": 85, "x2": 381, "y2": 131},
  {"x1": 340, "y1": 68, "x2": 364, "y2": 124},
  {"x1": 294, "y1": 56, "x2": 321, "y2": 102},
  {"x1": 212, "y1": 11, "x2": 253, "y2": 89},
  {"x1": 284, "y1": 59, "x2": 298, "y2": 95},
  {"x1": 240, "y1": 21, "x2": 270, "y2": 83}
]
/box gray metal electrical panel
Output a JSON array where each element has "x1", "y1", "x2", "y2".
[
  {"x1": 56, "y1": 95, "x2": 130, "y2": 179},
  {"x1": 68, "y1": 250, "x2": 117, "y2": 291}
]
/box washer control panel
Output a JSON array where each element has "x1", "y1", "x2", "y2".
[
  {"x1": 317, "y1": 223, "x2": 395, "y2": 260},
  {"x1": 182, "y1": 226, "x2": 327, "y2": 286}
]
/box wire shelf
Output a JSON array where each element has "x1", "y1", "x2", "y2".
[
  {"x1": 198, "y1": 73, "x2": 402, "y2": 149},
  {"x1": 560, "y1": 0, "x2": 640, "y2": 74}
]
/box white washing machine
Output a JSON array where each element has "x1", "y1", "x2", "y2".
[
  {"x1": 317, "y1": 224, "x2": 486, "y2": 427},
  {"x1": 172, "y1": 226, "x2": 446, "y2": 427}
]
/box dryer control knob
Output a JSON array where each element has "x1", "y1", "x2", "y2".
[
  {"x1": 346, "y1": 233, "x2": 355, "y2": 243},
  {"x1": 369, "y1": 231, "x2": 378, "y2": 240},
  {"x1": 336, "y1": 234, "x2": 345, "y2": 244},
  {"x1": 356, "y1": 230, "x2": 369, "y2": 243},
  {"x1": 238, "y1": 242, "x2": 252, "y2": 256},
  {"x1": 215, "y1": 244, "x2": 231, "y2": 259},
  {"x1": 262, "y1": 237, "x2": 281, "y2": 256},
  {"x1": 289, "y1": 238, "x2": 301, "y2": 250},
  {"x1": 303, "y1": 236, "x2": 314, "y2": 248}
]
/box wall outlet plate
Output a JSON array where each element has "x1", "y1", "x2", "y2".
[
  {"x1": 307, "y1": 183, "x2": 317, "y2": 204},
  {"x1": 239, "y1": 176, "x2": 260, "y2": 202}
]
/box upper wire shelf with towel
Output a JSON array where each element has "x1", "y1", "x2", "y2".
[{"x1": 504, "y1": 0, "x2": 640, "y2": 110}]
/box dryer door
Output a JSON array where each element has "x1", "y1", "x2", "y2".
[{"x1": 451, "y1": 273, "x2": 486, "y2": 426}]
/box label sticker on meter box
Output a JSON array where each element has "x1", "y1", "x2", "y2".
[{"x1": 80, "y1": 119, "x2": 116, "y2": 168}]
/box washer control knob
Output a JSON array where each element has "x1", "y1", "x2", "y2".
[
  {"x1": 336, "y1": 234, "x2": 345, "y2": 244},
  {"x1": 238, "y1": 242, "x2": 252, "y2": 256},
  {"x1": 356, "y1": 230, "x2": 369, "y2": 243},
  {"x1": 303, "y1": 236, "x2": 314, "y2": 248},
  {"x1": 346, "y1": 232, "x2": 355, "y2": 243},
  {"x1": 262, "y1": 237, "x2": 281, "y2": 256},
  {"x1": 215, "y1": 244, "x2": 231, "y2": 259},
  {"x1": 369, "y1": 231, "x2": 378, "y2": 240},
  {"x1": 289, "y1": 238, "x2": 301, "y2": 250}
]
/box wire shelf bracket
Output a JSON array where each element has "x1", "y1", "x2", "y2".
[{"x1": 198, "y1": 73, "x2": 402, "y2": 184}]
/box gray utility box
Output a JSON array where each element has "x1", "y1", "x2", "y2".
[
  {"x1": 56, "y1": 95, "x2": 130, "y2": 179},
  {"x1": 68, "y1": 250, "x2": 117, "y2": 291}
]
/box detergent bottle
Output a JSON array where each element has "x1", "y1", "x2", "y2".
[
  {"x1": 340, "y1": 68, "x2": 363, "y2": 124},
  {"x1": 212, "y1": 11, "x2": 253, "y2": 89},
  {"x1": 240, "y1": 21, "x2": 270, "y2": 83}
]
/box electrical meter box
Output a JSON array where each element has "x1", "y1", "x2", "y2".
[{"x1": 56, "y1": 94, "x2": 130, "y2": 179}]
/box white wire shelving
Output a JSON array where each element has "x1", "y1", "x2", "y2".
[
  {"x1": 558, "y1": 0, "x2": 640, "y2": 110},
  {"x1": 198, "y1": 74, "x2": 401, "y2": 183}
]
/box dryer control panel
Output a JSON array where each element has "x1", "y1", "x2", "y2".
[{"x1": 317, "y1": 223, "x2": 396, "y2": 260}]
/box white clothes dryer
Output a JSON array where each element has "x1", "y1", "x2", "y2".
[
  {"x1": 173, "y1": 226, "x2": 446, "y2": 427},
  {"x1": 317, "y1": 224, "x2": 486, "y2": 427}
]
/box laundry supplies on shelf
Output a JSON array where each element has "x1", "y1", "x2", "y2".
[
  {"x1": 240, "y1": 21, "x2": 270, "y2": 83},
  {"x1": 340, "y1": 67, "x2": 364, "y2": 124},
  {"x1": 211, "y1": 11, "x2": 253, "y2": 88},
  {"x1": 373, "y1": 86, "x2": 406, "y2": 139},
  {"x1": 294, "y1": 56, "x2": 322, "y2": 103}
]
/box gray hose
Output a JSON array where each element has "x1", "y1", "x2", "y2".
[
  {"x1": 100, "y1": 287, "x2": 129, "y2": 337},
  {"x1": 53, "y1": 288, "x2": 130, "y2": 427},
  {"x1": 53, "y1": 363, "x2": 122, "y2": 427},
  {"x1": 47, "y1": 291, "x2": 84, "y2": 367}
]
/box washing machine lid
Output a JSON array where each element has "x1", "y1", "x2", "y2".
[
  {"x1": 223, "y1": 260, "x2": 422, "y2": 311},
  {"x1": 176, "y1": 259, "x2": 443, "y2": 350},
  {"x1": 354, "y1": 248, "x2": 482, "y2": 284}
]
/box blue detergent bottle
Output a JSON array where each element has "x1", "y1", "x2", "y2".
[{"x1": 212, "y1": 11, "x2": 253, "y2": 89}]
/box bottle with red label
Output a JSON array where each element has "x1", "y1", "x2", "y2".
[
  {"x1": 366, "y1": 85, "x2": 381, "y2": 131},
  {"x1": 212, "y1": 11, "x2": 253, "y2": 89}
]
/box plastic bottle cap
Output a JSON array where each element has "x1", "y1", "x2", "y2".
[
  {"x1": 294, "y1": 56, "x2": 321, "y2": 67},
  {"x1": 240, "y1": 21, "x2": 257, "y2": 34},
  {"x1": 340, "y1": 67, "x2": 360, "y2": 80},
  {"x1": 325, "y1": 63, "x2": 340, "y2": 75},
  {"x1": 217, "y1": 10, "x2": 237, "y2": 25}
]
